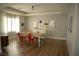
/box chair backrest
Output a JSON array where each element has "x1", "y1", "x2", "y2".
[
  {"x1": 28, "y1": 33, "x2": 34, "y2": 40},
  {"x1": 17, "y1": 33, "x2": 21, "y2": 36},
  {"x1": 17, "y1": 33, "x2": 23, "y2": 40}
]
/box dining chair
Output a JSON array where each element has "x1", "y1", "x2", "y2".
[
  {"x1": 27, "y1": 33, "x2": 36, "y2": 45},
  {"x1": 17, "y1": 33, "x2": 26, "y2": 42}
]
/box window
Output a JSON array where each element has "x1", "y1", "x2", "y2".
[
  {"x1": 33, "y1": 20, "x2": 55, "y2": 33},
  {"x1": 33, "y1": 21, "x2": 43, "y2": 30},
  {"x1": 50, "y1": 20, "x2": 55, "y2": 29},
  {"x1": 7, "y1": 17, "x2": 12, "y2": 32},
  {"x1": 3, "y1": 14, "x2": 20, "y2": 33},
  {"x1": 34, "y1": 21, "x2": 37, "y2": 29}
]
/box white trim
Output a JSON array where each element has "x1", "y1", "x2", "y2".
[
  {"x1": 1, "y1": 11, "x2": 61, "y2": 16},
  {"x1": 25, "y1": 12, "x2": 61, "y2": 16},
  {"x1": 1, "y1": 11, "x2": 26, "y2": 16},
  {"x1": 46, "y1": 36, "x2": 66, "y2": 40}
]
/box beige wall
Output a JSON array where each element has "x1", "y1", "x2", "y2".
[
  {"x1": 25, "y1": 14, "x2": 67, "y2": 39},
  {"x1": 67, "y1": 4, "x2": 79, "y2": 56},
  {"x1": 66, "y1": 4, "x2": 78, "y2": 56},
  {"x1": 20, "y1": 16, "x2": 26, "y2": 32},
  {"x1": 72, "y1": 4, "x2": 79, "y2": 56},
  {"x1": 0, "y1": 12, "x2": 4, "y2": 34},
  {"x1": 0, "y1": 14, "x2": 1, "y2": 33}
]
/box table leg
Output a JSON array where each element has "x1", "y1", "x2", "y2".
[{"x1": 38, "y1": 37, "x2": 40, "y2": 47}]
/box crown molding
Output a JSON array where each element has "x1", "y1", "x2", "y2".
[
  {"x1": 0, "y1": 9, "x2": 61, "y2": 16},
  {"x1": 25, "y1": 12, "x2": 61, "y2": 16},
  {"x1": 1, "y1": 7, "x2": 62, "y2": 16},
  {"x1": 0, "y1": 10, "x2": 26, "y2": 16}
]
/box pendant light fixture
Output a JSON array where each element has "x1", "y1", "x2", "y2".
[{"x1": 32, "y1": 6, "x2": 34, "y2": 10}]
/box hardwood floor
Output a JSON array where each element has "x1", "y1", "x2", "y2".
[{"x1": 1, "y1": 38, "x2": 69, "y2": 56}]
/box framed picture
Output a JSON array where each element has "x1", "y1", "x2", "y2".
[{"x1": 69, "y1": 16, "x2": 73, "y2": 32}]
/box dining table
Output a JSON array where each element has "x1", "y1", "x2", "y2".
[{"x1": 34, "y1": 32, "x2": 46, "y2": 47}]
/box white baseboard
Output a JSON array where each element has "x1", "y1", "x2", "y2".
[{"x1": 46, "y1": 36, "x2": 66, "y2": 40}]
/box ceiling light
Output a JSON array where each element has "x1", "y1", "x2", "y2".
[{"x1": 32, "y1": 6, "x2": 34, "y2": 10}]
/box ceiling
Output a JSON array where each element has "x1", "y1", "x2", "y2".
[{"x1": 0, "y1": 3, "x2": 72, "y2": 15}]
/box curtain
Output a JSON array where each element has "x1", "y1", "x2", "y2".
[{"x1": 3, "y1": 13, "x2": 20, "y2": 34}]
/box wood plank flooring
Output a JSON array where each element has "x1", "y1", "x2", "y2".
[{"x1": 0, "y1": 38, "x2": 69, "y2": 56}]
